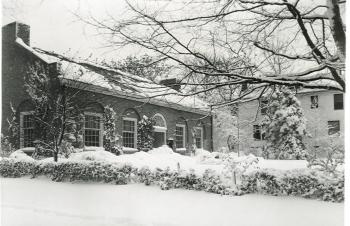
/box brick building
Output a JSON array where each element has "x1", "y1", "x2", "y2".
[{"x1": 1, "y1": 22, "x2": 213, "y2": 153}]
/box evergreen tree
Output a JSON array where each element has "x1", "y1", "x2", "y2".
[
  {"x1": 137, "y1": 116, "x2": 155, "y2": 151},
  {"x1": 103, "y1": 105, "x2": 117, "y2": 152},
  {"x1": 263, "y1": 87, "x2": 309, "y2": 160}
]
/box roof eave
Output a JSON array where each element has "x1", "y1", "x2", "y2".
[{"x1": 60, "y1": 78, "x2": 211, "y2": 116}]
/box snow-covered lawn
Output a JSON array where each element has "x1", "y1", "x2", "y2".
[{"x1": 1, "y1": 178, "x2": 343, "y2": 226}]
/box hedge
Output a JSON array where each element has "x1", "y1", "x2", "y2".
[
  {"x1": 0, "y1": 158, "x2": 344, "y2": 202},
  {"x1": 240, "y1": 169, "x2": 344, "y2": 202},
  {"x1": 0, "y1": 158, "x2": 240, "y2": 196}
]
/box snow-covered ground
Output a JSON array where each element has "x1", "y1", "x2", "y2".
[{"x1": 0, "y1": 178, "x2": 343, "y2": 226}]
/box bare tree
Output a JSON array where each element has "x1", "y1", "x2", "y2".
[{"x1": 76, "y1": 0, "x2": 345, "y2": 107}]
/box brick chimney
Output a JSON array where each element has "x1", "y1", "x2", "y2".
[
  {"x1": 159, "y1": 78, "x2": 181, "y2": 92},
  {"x1": 2, "y1": 21, "x2": 30, "y2": 46}
]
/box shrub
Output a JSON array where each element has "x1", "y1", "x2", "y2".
[
  {"x1": 0, "y1": 158, "x2": 343, "y2": 202},
  {"x1": 0, "y1": 158, "x2": 133, "y2": 185},
  {"x1": 240, "y1": 169, "x2": 344, "y2": 202},
  {"x1": 0, "y1": 159, "x2": 35, "y2": 177},
  {"x1": 137, "y1": 116, "x2": 155, "y2": 151}
]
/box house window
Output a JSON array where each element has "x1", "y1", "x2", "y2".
[
  {"x1": 311, "y1": 95, "x2": 319, "y2": 109},
  {"x1": 328, "y1": 121, "x2": 340, "y2": 135},
  {"x1": 194, "y1": 127, "x2": 203, "y2": 149},
  {"x1": 334, "y1": 94, "x2": 343, "y2": 110},
  {"x1": 84, "y1": 113, "x2": 103, "y2": 147},
  {"x1": 175, "y1": 124, "x2": 186, "y2": 149},
  {"x1": 20, "y1": 112, "x2": 35, "y2": 148},
  {"x1": 260, "y1": 100, "x2": 268, "y2": 115},
  {"x1": 253, "y1": 125, "x2": 265, "y2": 140},
  {"x1": 122, "y1": 118, "x2": 137, "y2": 148}
]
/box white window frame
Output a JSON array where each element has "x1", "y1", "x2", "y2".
[
  {"x1": 175, "y1": 124, "x2": 186, "y2": 150},
  {"x1": 122, "y1": 117, "x2": 138, "y2": 150},
  {"x1": 194, "y1": 127, "x2": 203, "y2": 149},
  {"x1": 19, "y1": 111, "x2": 35, "y2": 148},
  {"x1": 153, "y1": 113, "x2": 167, "y2": 146},
  {"x1": 84, "y1": 112, "x2": 103, "y2": 147}
]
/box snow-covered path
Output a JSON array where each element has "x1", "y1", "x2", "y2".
[{"x1": 0, "y1": 178, "x2": 344, "y2": 226}]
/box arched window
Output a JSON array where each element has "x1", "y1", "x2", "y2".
[
  {"x1": 153, "y1": 113, "x2": 167, "y2": 132},
  {"x1": 153, "y1": 114, "x2": 166, "y2": 128},
  {"x1": 152, "y1": 113, "x2": 167, "y2": 148}
]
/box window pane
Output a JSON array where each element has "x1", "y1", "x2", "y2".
[
  {"x1": 84, "y1": 114, "x2": 101, "y2": 147},
  {"x1": 253, "y1": 125, "x2": 261, "y2": 140},
  {"x1": 334, "y1": 94, "x2": 343, "y2": 110},
  {"x1": 23, "y1": 115, "x2": 34, "y2": 128},
  {"x1": 175, "y1": 126, "x2": 184, "y2": 148},
  {"x1": 311, "y1": 96, "x2": 318, "y2": 109},
  {"x1": 123, "y1": 120, "x2": 135, "y2": 132},
  {"x1": 85, "y1": 115, "x2": 100, "y2": 129},
  {"x1": 328, "y1": 121, "x2": 340, "y2": 135},
  {"x1": 23, "y1": 114, "x2": 34, "y2": 147},
  {"x1": 123, "y1": 132, "x2": 135, "y2": 148},
  {"x1": 85, "y1": 129, "x2": 100, "y2": 146},
  {"x1": 154, "y1": 115, "x2": 166, "y2": 127},
  {"x1": 123, "y1": 119, "x2": 136, "y2": 148},
  {"x1": 194, "y1": 128, "x2": 202, "y2": 148}
]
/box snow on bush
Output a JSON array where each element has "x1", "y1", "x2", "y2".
[
  {"x1": 148, "y1": 145, "x2": 174, "y2": 155},
  {"x1": 195, "y1": 149, "x2": 226, "y2": 165},
  {"x1": 0, "y1": 156, "x2": 344, "y2": 202},
  {"x1": 69, "y1": 150, "x2": 119, "y2": 162},
  {"x1": 9, "y1": 150, "x2": 35, "y2": 162},
  {"x1": 241, "y1": 168, "x2": 344, "y2": 202},
  {"x1": 223, "y1": 153, "x2": 259, "y2": 184}
]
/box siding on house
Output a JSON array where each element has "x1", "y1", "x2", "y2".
[{"x1": 237, "y1": 90, "x2": 344, "y2": 156}]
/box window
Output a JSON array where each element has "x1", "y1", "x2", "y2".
[
  {"x1": 311, "y1": 95, "x2": 319, "y2": 109},
  {"x1": 20, "y1": 112, "x2": 35, "y2": 147},
  {"x1": 153, "y1": 114, "x2": 166, "y2": 128},
  {"x1": 152, "y1": 114, "x2": 167, "y2": 148},
  {"x1": 260, "y1": 100, "x2": 268, "y2": 115},
  {"x1": 253, "y1": 125, "x2": 265, "y2": 140},
  {"x1": 194, "y1": 127, "x2": 203, "y2": 149},
  {"x1": 175, "y1": 124, "x2": 186, "y2": 149},
  {"x1": 123, "y1": 118, "x2": 137, "y2": 148},
  {"x1": 328, "y1": 121, "x2": 340, "y2": 135},
  {"x1": 334, "y1": 94, "x2": 343, "y2": 110},
  {"x1": 84, "y1": 113, "x2": 102, "y2": 147}
]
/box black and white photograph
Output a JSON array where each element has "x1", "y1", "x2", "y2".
[{"x1": 0, "y1": 0, "x2": 347, "y2": 225}]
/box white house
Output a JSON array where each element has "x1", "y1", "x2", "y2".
[{"x1": 237, "y1": 89, "x2": 344, "y2": 156}]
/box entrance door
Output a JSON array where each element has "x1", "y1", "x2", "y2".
[{"x1": 153, "y1": 132, "x2": 165, "y2": 148}]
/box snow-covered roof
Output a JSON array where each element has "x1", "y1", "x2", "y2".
[{"x1": 15, "y1": 38, "x2": 210, "y2": 114}]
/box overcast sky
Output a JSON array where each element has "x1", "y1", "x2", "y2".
[{"x1": 2, "y1": 0, "x2": 138, "y2": 60}]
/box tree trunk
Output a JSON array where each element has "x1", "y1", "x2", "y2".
[
  {"x1": 53, "y1": 152, "x2": 58, "y2": 162},
  {"x1": 328, "y1": 0, "x2": 346, "y2": 61}
]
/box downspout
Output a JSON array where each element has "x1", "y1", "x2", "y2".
[{"x1": 210, "y1": 106, "x2": 214, "y2": 152}]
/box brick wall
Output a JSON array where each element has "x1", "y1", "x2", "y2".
[
  {"x1": 69, "y1": 88, "x2": 213, "y2": 152},
  {"x1": 1, "y1": 23, "x2": 213, "y2": 152}
]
